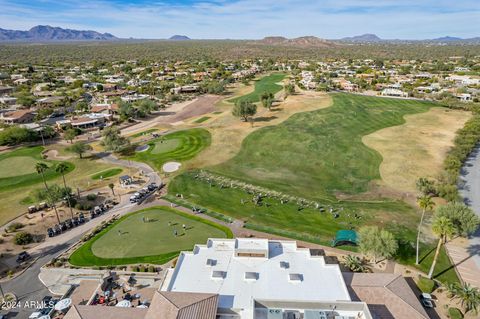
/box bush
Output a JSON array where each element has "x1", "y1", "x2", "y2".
[
  {"x1": 448, "y1": 307, "x2": 463, "y2": 319},
  {"x1": 148, "y1": 265, "x2": 156, "y2": 272},
  {"x1": 75, "y1": 202, "x2": 92, "y2": 211},
  {"x1": 417, "y1": 276, "x2": 436, "y2": 293},
  {"x1": 132, "y1": 266, "x2": 139, "y2": 272},
  {"x1": 14, "y1": 232, "x2": 33, "y2": 245},
  {"x1": 86, "y1": 194, "x2": 97, "y2": 201},
  {"x1": 138, "y1": 265, "x2": 146, "y2": 272},
  {"x1": 6, "y1": 222, "x2": 24, "y2": 233}
]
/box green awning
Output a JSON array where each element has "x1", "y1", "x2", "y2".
[{"x1": 332, "y1": 230, "x2": 358, "y2": 247}]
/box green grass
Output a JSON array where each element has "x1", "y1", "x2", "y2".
[
  {"x1": 69, "y1": 206, "x2": 232, "y2": 266},
  {"x1": 168, "y1": 93, "x2": 460, "y2": 284},
  {"x1": 91, "y1": 168, "x2": 123, "y2": 180},
  {"x1": 215, "y1": 93, "x2": 435, "y2": 200},
  {"x1": 129, "y1": 128, "x2": 211, "y2": 171},
  {"x1": 194, "y1": 116, "x2": 211, "y2": 123},
  {"x1": 0, "y1": 146, "x2": 74, "y2": 192},
  {"x1": 170, "y1": 172, "x2": 416, "y2": 246},
  {"x1": 230, "y1": 73, "x2": 286, "y2": 103},
  {"x1": 131, "y1": 128, "x2": 158, "y2": 138},
  {"x1": 396, "y1": 241, "x2": 460, "y2": 285},
  {"x1": 151, "y1": 139, "x2": 181, "y2": 154},
  {"x1": 448, "y1": 308, "x2": 464, "y2": 319}
]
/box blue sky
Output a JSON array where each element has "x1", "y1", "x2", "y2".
[{"x1": 0, "y1": 0, "x2": 478, "y2": 39}]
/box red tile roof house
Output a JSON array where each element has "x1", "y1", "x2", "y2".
[{"x1": 0, "y1": 109, "x2": 35, "y2": 125}]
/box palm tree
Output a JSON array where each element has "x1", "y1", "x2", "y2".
[
  {"x1": 55, "y1": 163, "x2": 69, "y2": 189},
  {"x1": 416, "y1": 195, "x2": 435, "y2": 264},
  {"x1": 428, "y1": 216, "x2": 454, "y2": 279},
  {"x1": 35, "y1": 162, "x2": 49, "y2": 191},
  {"x1": 108, "y1": 183, "x2": 115, "y2": 196},
  {"x1": 56, "y1": 162, "x2": 73, "y2": 218},
  {"x1": 455, "y1": 283, "x2": 480, "y2": 314}
]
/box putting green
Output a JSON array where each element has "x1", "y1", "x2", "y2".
[
  {"x1": 130, "y1": 128, "x2": 211, "y2": 171},
  {"x1": 0, "y1": 156, "x2": 40, "y2": 178},
  {"x1": 0, "y1": 146, "x2": 74, "y2": 191},
  {"x1": 70, "y1": 206, "x2": 232, "y2": 265},
  {"x1": 151, "y1": 139, "x2": 181, "y2": 154}
]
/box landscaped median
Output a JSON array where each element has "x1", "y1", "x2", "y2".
[{"x1": 69, "y1": 206, "x2": 233, "y2": 267}]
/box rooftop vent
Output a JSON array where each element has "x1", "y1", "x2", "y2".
[
  {"x1": 288, "y1": 273, "x2": 303, "y2": 282},
  {"x1": 244, "y1": 271, "x2": 259, "y2": 281},
  {"x1": 211, "y1": 270, "x2": 226, "y2": 279},
  {"x1": 206, "y1": 258, "x2": 217, "y2": 266},
  {"x1": 280, "y1": 261, "x2": 290, "y2": 269}
]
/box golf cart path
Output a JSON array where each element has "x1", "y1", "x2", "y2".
[
  {"x1": 453, "y1": 144, "x2": 480, "y2": 287},
  {"x1": 96, "y1": 152, "x2": 161, "y2": 186}
]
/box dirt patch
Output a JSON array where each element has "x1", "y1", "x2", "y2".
[
  {"x1": 122, "y1": 95, "x2": 223, "y2": 136},
  {"x1": 363, "y1": 107, "x2": 471, "y2": 194},
  {"x1": 187, "y1": 90, "x2": 332, "y2": 169}
]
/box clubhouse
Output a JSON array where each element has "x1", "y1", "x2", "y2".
[{"x1": 64, "y1": 238, "x2": 429, "y2": 319}]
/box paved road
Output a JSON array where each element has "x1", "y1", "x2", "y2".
[
  {"x1": 458, "y1": 146, "x2": 480, "y2": 266},
  {"x1": 455, "y1": 145, "x2": 480, "y2": 286},
  {"x1": 97, "y1": 152, "x2": 161, "y2": 186},
  {"x1": 1, "y1": 154, "x2": 161, "y2": 318},
  {"x1": 0, "y1": 234, "x2": 82, "y2": 319}
]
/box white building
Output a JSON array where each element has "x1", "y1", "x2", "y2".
[{"x1": 162, "y1": 238, "x2": 372, "y2": 319}]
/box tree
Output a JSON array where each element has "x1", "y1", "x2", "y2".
[
  {"x1": 67, "y1": 142, "x2": 92, "y2": 159},
  {"x1": 416, "y1": 195, "x2": 435, "y2": 264},
  {"x1": 37, "y1": 184, "x2": 68, "y2": 224},
  {"x1": 284, "y1": 83, "x2": 295, "y2": 98},
  {"x1": 35, "y1": 162, "x2": 49, "y2": 191},
  {"x1": 101, "y1": 126, "x2": 130, "y2": 152},
  {"x1": 118, "y1": 101, "x2": 136, "y2": 121},
  {"x1": 137, "y1": 100, "x2": 157, "y2": 116},
  {"x1": 358, "y1": 226, "x2": 398, "y2": 263},
  {"x1": 436, "y1": 202, "x2": 480, "y2": 237},
  {"x1": 75, "y1": 100, "x2": 89, "y2": 112},
  {"x1": 232, "y1": 100, "x2": 257, "y2": 122},
  {"x1": 108, "y1": 183, "x2": 115, "y2": 196},
  {"x1": 260, "y1": 91, "x2": 274, "y2": 110},
  {"x1": 56, "y1": 162, "x2": 73, "y2": 218},
  {"x1": 416, "y1": 177, "x2": 437, "y2": 196},
  {"x1": 64, "y1": 128, "x2": 77, "y2": 143},
  {"x1": 428, "y1": 216, "x2": 455, "y2": 279},
  {"x1": 455, "y1": 283, "x2": 480, "y2": 315}
]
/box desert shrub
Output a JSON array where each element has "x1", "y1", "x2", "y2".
[
  {"x1": 14, "y1": 232, "x2": 33, "y2": 245},
  {"x1": 6, "y1": 222, "x2": 24, "y2": 233},
  {"x1": 86, "y1": 194, "x2": 97, "y2": 201}
]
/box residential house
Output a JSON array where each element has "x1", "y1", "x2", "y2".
[{"x1": 0, "y1": 109, "x2": 35, "y2": 125}]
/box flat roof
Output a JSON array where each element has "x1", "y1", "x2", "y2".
[{"x1": 165, "y1": 238, "x2": 351, "y2": 317}]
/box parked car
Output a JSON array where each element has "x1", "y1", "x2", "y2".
[
  {"x1": 16, "y1": 251, "x2": 31, "y2": 263},
  {"x1": 65, "y1": 219, "x2": 74, "y2": 229},
  {"x1": 419, "y1": 293, "x2": 434, "y2": 308},
  {"x1": 54, "y1": 224, "x2": 62, "y2": 234},
  {"x1": 47, "y1": 228, "x2": 55, "y2": 237}
]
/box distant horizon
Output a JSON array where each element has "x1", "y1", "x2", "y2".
[
  {"x1": 0, "y1": 0, "x2": 478, "y2": 40},
  {"x1": 0, "y1": 25, "x2": 477, "y2": 41}
]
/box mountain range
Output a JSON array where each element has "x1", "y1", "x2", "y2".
[
  {"x1": 0, "y1": 25, "x2": 117, "y2": 41},
  {"x1": 169, "y1": 35, "x2": 191, "y2": 41},
  {"x1": 339, "y1": 33, "x2": 480, "y2": 44},
  {"x1": 256, "y1": 36, "x2": 337, "y2": 48},
  {"x1": 0, "y1": 26, "x2": 478, "y2": 44}
]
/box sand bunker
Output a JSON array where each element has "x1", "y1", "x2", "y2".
[{"x1": 163, "y1": 161, "x2": 182, "y2": 173}]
